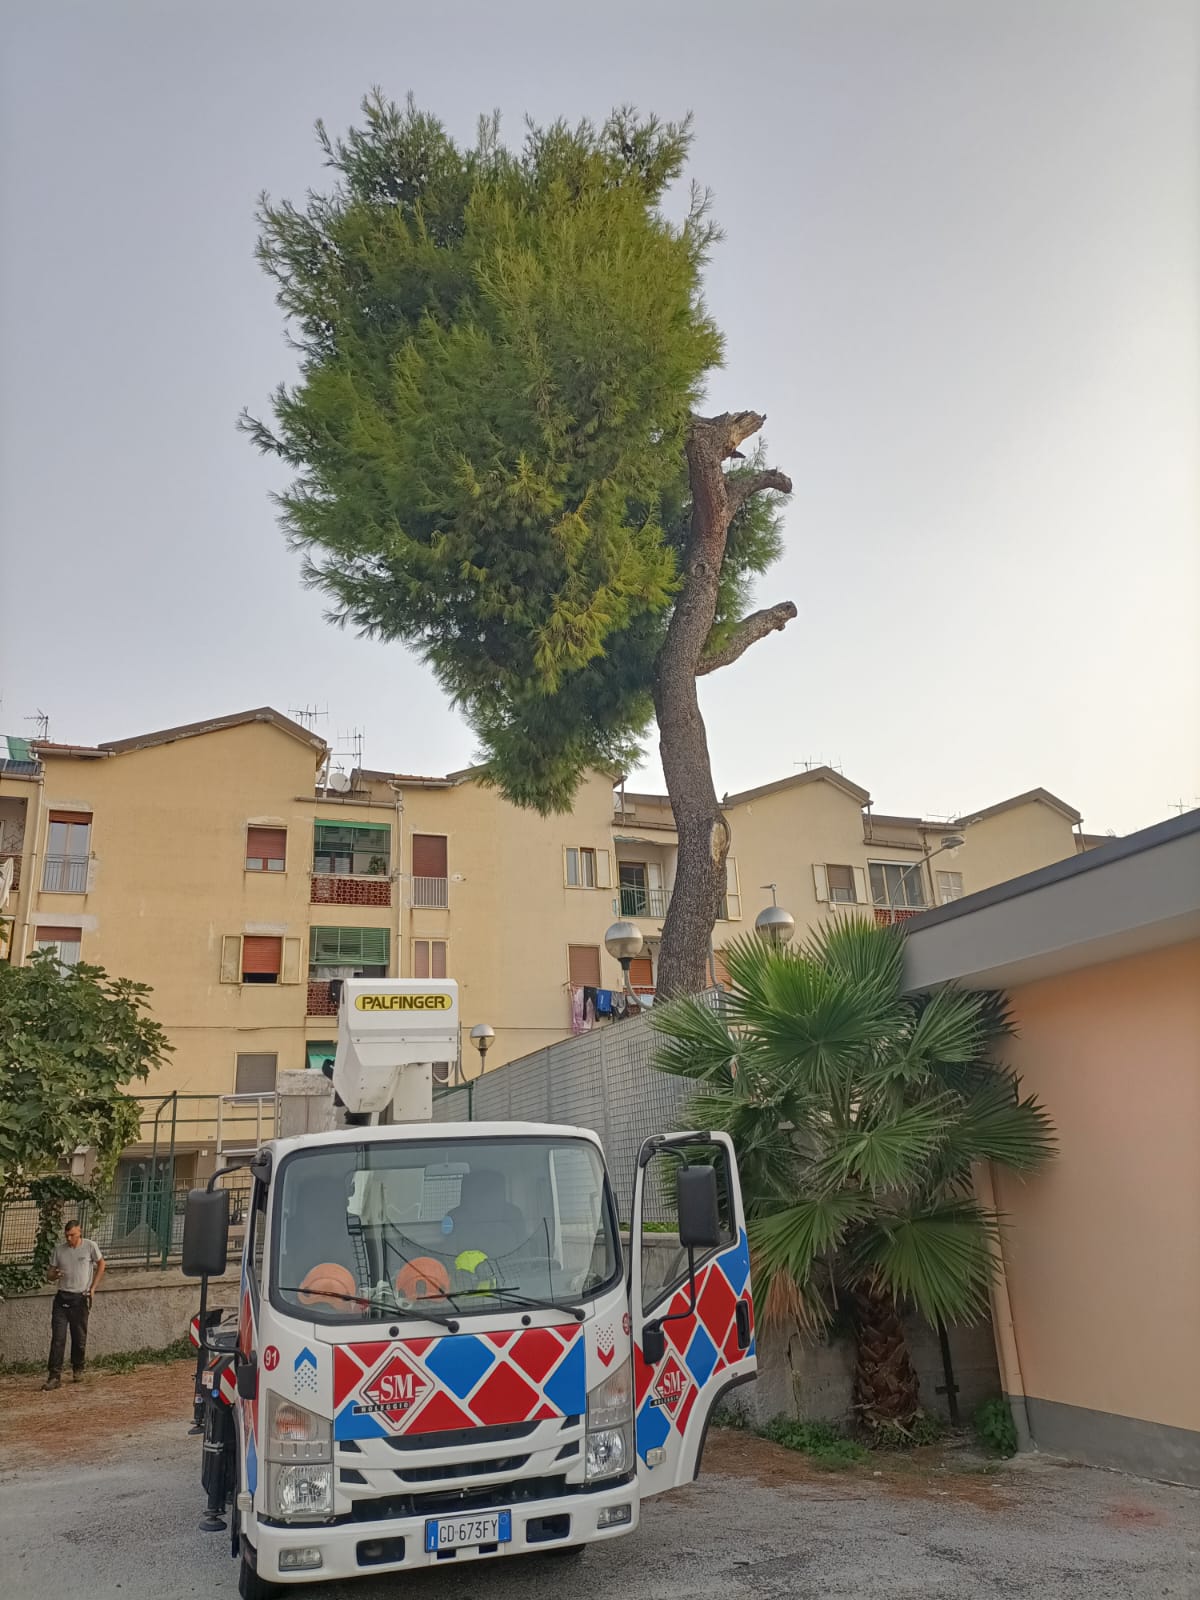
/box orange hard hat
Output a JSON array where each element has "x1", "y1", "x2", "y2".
[
  {"x1": 297, "y1": 1262, "x2": 359, "y2": 1309},
  {"x1": 395, "y1": 1257, "x2": 451, "y2": 1304}
]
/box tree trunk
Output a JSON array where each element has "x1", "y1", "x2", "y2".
[
  {"x1": 850, "y1": 1279, "x2": 922, "y2": 1431},
  {"x1": 653, "y1": 412, "x2": 794, "y2": 998}
]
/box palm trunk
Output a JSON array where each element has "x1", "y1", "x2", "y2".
[{"x1": 850, "y1": 1279, "x2": 921, "y2": 1431}]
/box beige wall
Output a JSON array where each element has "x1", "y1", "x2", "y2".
[{"x1": 995, "y1": 940, "x2": 1200, "y2": 1436}]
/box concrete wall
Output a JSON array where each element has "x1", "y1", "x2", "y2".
[
  {"x1": 993, "y1": 940, "x2": 1200, "y2": 1484},
  {"x1": 727, "y1": 1317, "x2": 1001, "y2": 1430},
  {"x1": 0, "y1": 1265, "x2": 240, "y2": 1365}
]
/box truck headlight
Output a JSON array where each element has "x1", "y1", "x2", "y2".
[
  {"x1": 586, "y1": 1359, "x2": 633, "y2": 1481},
  {"x1": 265, "y1": 1394, "x2": 333, "y2": 1520}
]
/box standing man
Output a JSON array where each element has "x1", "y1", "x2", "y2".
[{"x1": 42, "y1": 1219, "x2": 105, "y2": 1390}]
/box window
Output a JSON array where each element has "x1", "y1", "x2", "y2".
[
  {"x1": 826, "y1": 865, "x2": 857, "y2": 903},
  {"x1": 219, "y1": 935, "x2": 302, "y2": 984},
  {"x1": 937, "y1": 870, "x2": 964, "y2": 904},
  {"x1": 565, "y1": 846, "x2": 610, "y2": 889},
  {"x1": 641, "y1": 1143, "x2": 736, "y2": 1312},
  {"x1": 413, "y1": 938, "x2": 448, "y2": 979},
  {"x1": 313, "y1": 821, "x2": 390, "y2": 877},
  {"x1": 306, "y1": 1041, "x2": 335, "y2": 1073},
  {"x1": 241, "y1": 935, "x2": 282, "y2": 984},
  {"x1": 235, "y1": 1052, "x2": 278, "y2": 1095},
  {"x1": 869, "y1": 861, "x2": 927, "y2": 909},
  {"x1": 629, "y1": 955, "x2": 654, "y2": 991},
  {"x1": 567, "y1": 944, "x2": 601, "y2": 988},
  {"x1": 246, "y1": 826, "x2": 286, "y2": 873},
  {"x1": 309, "y1": 925, "x2": 390, "y2": 976},
  {"x1": 410, "y1": 834, "x2": 448, "y2": 907},
  {"x1": 34, "y1": 925, "x2": 82, "y2": 967},
  {"x1": 42, "y1": 811, "x2": 91, "y2": 893},
  {"x1": 719, "y1": 856, "x2": 741, "y2": 920}
]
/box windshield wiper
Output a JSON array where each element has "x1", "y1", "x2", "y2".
[
  {"x1": 456, "y1": 1285, "x2": 585, "y2": 1323},
  {"x1": 277, "y1": 1286, "x2": 462, "y2": 1330},
  {"x1": 275, "y1": 1286, "x2": 398, "y2": 1318}
]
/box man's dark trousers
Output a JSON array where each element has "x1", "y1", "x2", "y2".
[{"x1": 49, "y1": 1290, "x2": 90, "y2": 1378}]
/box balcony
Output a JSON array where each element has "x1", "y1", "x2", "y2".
[
  {"x1": 42, "y1": 855, "x2": 88, "y2": 893},
  {"x1": 410, "y1": 876, "x2": 449, "y2": 909},
  {"x1": 616, "y1": 884, "x2": 671, "y2": 919},
  {"x1": 311, "y1": 873, "x2": 391, "y2": 908},
  {"x1": 873, "y1": 906, "x2": 924, "y2": 927},
  {"x1": 307, "y1": 980, "x2": 339, "y2": 1017}
]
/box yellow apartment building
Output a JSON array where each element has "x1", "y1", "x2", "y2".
[{"x1": 0, "y1": 706, "x2": 1102, "y2": 1180}]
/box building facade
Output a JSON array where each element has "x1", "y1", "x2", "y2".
[{"x1": 0, "y1": 706, "x2": 1101, "y2": 1164}]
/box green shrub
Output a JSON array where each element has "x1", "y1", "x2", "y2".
[
  {"x1": 973, "y1": 1397, "x2": 1018, "y2": 1457},
  {"x1": 762, "y1": 1416, "x2": 868, "y2": 1469}
]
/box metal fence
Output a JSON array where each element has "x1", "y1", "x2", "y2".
[
  {"x1": 1, "y1": 1172, "x2": 253, "y2": 1270},
  {"x1": 433, "y1": 994, "x2": 725, "y2": 1222}
]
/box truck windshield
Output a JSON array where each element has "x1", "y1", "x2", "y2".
[{"x1": 271, "y1": 1136, "x2": 620, "y2": 1324}]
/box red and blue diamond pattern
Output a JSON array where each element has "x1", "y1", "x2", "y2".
[
  {"x1": 634, "y1": 1229, "x2": 754, "y2": 1463},
  {"x1": 333, "y1": 1324, "x2": 586, "y2": 1441}
]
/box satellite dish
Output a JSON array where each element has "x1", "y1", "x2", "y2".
[{"x1": 327, "y1": 770, "x2": 352, "y2": 793}]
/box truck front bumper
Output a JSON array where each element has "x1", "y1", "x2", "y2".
[{"x1": 251, "y1": 1478, "x2": 640, "y2": 1585}]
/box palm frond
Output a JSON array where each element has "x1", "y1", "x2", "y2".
[
  {"x1": 750, "y1": 1191, "x2": 874, "y2": 1286},
  {"x1": 847, "y1": 1198, "x2": 1001, "y2": 1325},
  {"x1": 805, "y1": 916, "x2": 905, "y2": 1000},
  {"x1": 651, "y1": 997, "x2": 739, "y2": 1084},
  {"x1": 812, "y1": 1096, "x2": 957, "y2": 1194},
  {"x1": 937, "y1": 1078, "x2": 1057, "y2": 1177}
]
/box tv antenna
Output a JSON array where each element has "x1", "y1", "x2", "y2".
[
  {"x1": 25, "y1": 709, "x2": 49, "y2": 741},
  {"x1": 288, "y1": 704, "x2": 328, "y2": 733}
]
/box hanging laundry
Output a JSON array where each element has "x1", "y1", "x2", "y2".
[
  {"x1": 595, "y1": 989, "x2": 613, "y2": 1016},
  {"x1": 571, "y1": 988, "x2": 585, "y2": 1035},
  {"x1": 611, "y1": 992, "x2": 628, "y2": 1020},
  {"x1": 582, "y1": 987, "x2": 598, "y2": 1029}
]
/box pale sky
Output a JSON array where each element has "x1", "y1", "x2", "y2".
[{"x1": 2, "y1": 0, "x2": 1196, "y2": 834}]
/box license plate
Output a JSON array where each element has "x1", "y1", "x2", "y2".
[{"x1": 424, "y1": 1511, "x2": 512, "y2": 1554}]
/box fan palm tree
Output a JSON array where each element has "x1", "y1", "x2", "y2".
[{"x1": 651, "y1": 919, "x2": 1055, "y2": 1431}]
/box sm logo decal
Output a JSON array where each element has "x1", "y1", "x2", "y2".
[
  {"x1": 356, "y1": 1352, "x2": 433, "y2": 1426},
  {"x1": 650, "y1": 1358, "x2": 689, "y2": 1414}
]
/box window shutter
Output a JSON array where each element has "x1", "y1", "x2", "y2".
[
  {"x1": 852, "y1": 867, "x2": 868, "y2": 905},
  {"x1": 812, "y1": 864, "x2": 830, "y2": 902},
  {"x1": 431, "y1": 940, "x2": 447, "y2": 979},
  {"x1": 712, "y1": 948, "x2": 732, "y2": 987},
  {"x1": 242, "y1": 935, "x2": 282, "y2": 976},
  {"x1": 596, "y1": 849, "x2": 611, "y2": 889},
  {"x1": 280, "y1": 938, "x2": 301, "y2": 984},
  {"x1": 235, "y1": 1053, "x2": 278, "y2": 1095},
  {"x1": 564, "y1": 847, "x2": 578, "y2": 887},
  {"x1": 220, "y1": 936, "x2": 241, "y2": 984},
  {"x1": 311, "y1": 926, "x2": 389, "y2": 966},
  {"x1": 49, "y1": 810, "x2": 91, "y2": 825},
  {"x1": 411, "y1": 834, "x2": 447, "y2": 878},
  {"x1": 413, "y1": 940, "x2": 429, "y2": 979},
  {"x1": 247, "y1": 826, "x2": 287, "y2": 864},
  {"x1": 725, "y1": 856, "x2": 741, "y2": 919},
  {"x1": 629, "y1": 955, "x2": 654, "y2": 990},
  {"x1": 567, "y1": 944, "x2": 601, "y2": 987}
]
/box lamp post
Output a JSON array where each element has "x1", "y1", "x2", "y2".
[
  {"x1": 889, "y1": 834, "x2": 964, "y2": 912},
  {"x1": 754, "y1": 883, "x2": 796, "y2": 947},
  {"x1": 469, "y1": 1023, "x2": 494, "y2": 1079},
  {"x1": 604, "y1": 919, "x2": 644, "y2": 996}
]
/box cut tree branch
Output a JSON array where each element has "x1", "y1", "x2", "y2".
[
  {"x1": 696, "y1": 601, "x2": 798, "y2": 676},
  {"x1": 726, "y1": 467, "x2": 793, "y2": 515}
]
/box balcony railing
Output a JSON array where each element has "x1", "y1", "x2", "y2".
[
  {"x1": 873, "y1": 906, "x2": 924, "y2": 926},
  {"x1": 0, "y1": 852, "x2": 21, "y2": 892},
  {"x1": 42, "y1": 854, "x2": 88, "y2": 893},
  {"x1": 311, "y1": 873, "x2": 391, "y2": 907},
  {"x1": 307, "y1": 979, "x2": 339, "y2": 1017},
  {"x1": 410, "y1": 876, "x2": 449, "y2": 909},
  {"x1": 616, "y1": 884, "x2": 671, "y2": 919}
]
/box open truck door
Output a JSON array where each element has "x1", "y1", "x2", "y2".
[{"x1": 630, "y1": 1132, "x2": 756, "y2": 1494}]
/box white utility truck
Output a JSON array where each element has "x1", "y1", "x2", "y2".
[{"x1": 184, "y1": 978, "x2": 756, "y2": 1596}]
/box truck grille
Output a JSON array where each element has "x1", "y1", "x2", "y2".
[{"x1": 348, "y1": 1474, "x2": 568, "y2": 1523}]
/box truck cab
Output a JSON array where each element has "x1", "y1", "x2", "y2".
[{"x1": 183, "y1": 983, "x2": 755, "y2": 1595}]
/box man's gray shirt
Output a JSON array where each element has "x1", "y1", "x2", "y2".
[{"x1": 51, "y1": 1239, "x2": 102, "y2": 1293}]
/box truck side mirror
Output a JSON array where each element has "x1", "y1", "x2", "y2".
[
  {"x1": 676, "y1": 1165, "x2": 722, "y2": 1251},
  {"x1": 182, "y1": 1188, "x2": 230, "y2": 1278}
]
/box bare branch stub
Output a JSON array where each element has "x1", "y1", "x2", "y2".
[
  {"x1": 726, "y1": 467, "x2": 793, "y2": 515},
  {"x1": 697, "y1": 601, "x2": 798, "y2": 676}
]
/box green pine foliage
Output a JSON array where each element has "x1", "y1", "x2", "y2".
[{"x1": 244, "y1": 94, "x2": 785, "y2": 812}]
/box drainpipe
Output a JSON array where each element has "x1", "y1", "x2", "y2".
[
  {"x1": 389, "y1": 784, "x2": 405, "y2": 978},
  {"x1": 976, "y1": 1159, "x2": 1033, "y2": 1450}
]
